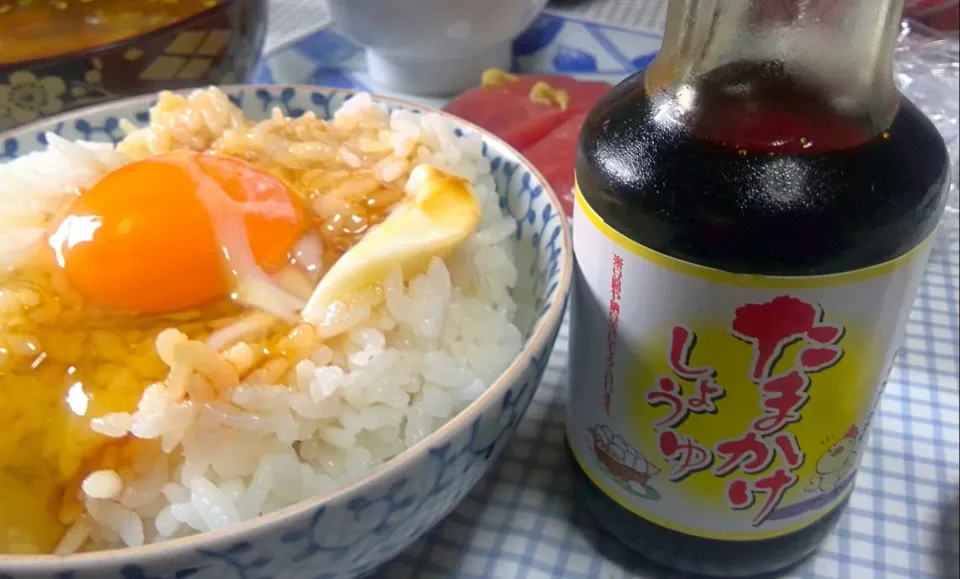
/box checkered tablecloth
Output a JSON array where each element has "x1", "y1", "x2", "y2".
[{"x1": 260, "y1": 2, "x2": 960, "y2": 577}]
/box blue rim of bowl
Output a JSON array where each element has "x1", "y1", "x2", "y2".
[
  {"x1": 0, "y1": 0, "x2": 260, "y2": 74},
  {"x1": 0, "y1": 84, "x2": 573, "y2": 568}
]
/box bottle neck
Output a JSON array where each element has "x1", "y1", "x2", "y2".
[{"x1": 646, "y1": 0, "x2": 904, "y2": 134}]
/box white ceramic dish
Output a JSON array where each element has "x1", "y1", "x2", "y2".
[{"x1": 326, "y1": 0, "x2": 549, "y2": 95}]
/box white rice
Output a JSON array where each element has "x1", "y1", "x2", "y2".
[{"x1": 0, "y1": 89, "x2": 522, "y2": 552}]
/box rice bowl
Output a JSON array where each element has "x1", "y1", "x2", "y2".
[{"x1": 0, "y1": 85, "x2": 570, "y2": 578}]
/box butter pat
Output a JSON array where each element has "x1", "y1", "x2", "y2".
[{"x1": 302, "y1": 165, "x2": 481, "y2": 335}]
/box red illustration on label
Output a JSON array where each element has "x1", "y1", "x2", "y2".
[
  {"x1": 658, "y1": 429, "x2": 713, "y2": 482},
  {"x1": 752, "y1": 370, "x2": 811, "y2": 435},
  {"x1": 714, "y1": 432, "x2": 774, "y2": 476},
  {"x1": 772, "y1": 432, "x2": 804, "y2": 469},
  {"x1": 725, "y1": 468, "x2": 800, "y2": 524},
  {"x1": 714, "y1": 432, "x2": 805, "y2": 477},
  {"x1": 646, "y1": 326, "x2": 725, "y2": 431},
  {"x1": 645, "y1": 295, "x2": 847, "y2": 527},
  {"x1": 645, "y1": 325, "x2": 725, "y2": 480},
  {"x1": 603, "y1": 255, "x2": 624, "y2": 416},
  {"x1": 647, "y1": 375, "x2": 726, "y2": 429},
  {"x1": 669, "y1": 326, "x2": 715, "y2": 379},
  {"x1": 729, "y1": 296, "x2": 843, "y2": 383},
  {"x1": 687, "y1": 377, "x2": 724, "y2": 414},
  {"x1": 743, "y1": 299, "x2": 844, "y2": 436}
]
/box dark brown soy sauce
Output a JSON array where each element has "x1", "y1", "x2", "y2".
[
  {"x1": 568, "y1": 62, "x2": 950, "y2": 577},
  {"x1": 577, "y1": 61, "x2": 949, "y2": 276}
]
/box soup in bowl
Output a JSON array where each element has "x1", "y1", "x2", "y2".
[{"x1": 0, "y1": 84, "x2": 570, "y2": 578}]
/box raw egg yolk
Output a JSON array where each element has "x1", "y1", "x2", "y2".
[{"x1": 49, "y1": 152, "x2": 305, "y2": 314}]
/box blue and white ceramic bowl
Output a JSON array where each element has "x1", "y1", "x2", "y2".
[{"x1": 0, "y1": 85, "x2": 572, "y2": 579}]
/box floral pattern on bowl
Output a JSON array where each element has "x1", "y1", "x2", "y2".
[
  {"x1": 0, "y1": 85, "x2": 572, "y2": 579},
  {"x1": 0, "y1": 0, "x2": 267, "y2": 133}
]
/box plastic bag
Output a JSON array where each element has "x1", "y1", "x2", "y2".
[{"x1": 895, "y1": 19, "x2": 959, "y2": 235}]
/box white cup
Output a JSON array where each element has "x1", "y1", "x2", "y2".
[{"x1": 326, "y1": 0, "x2": 549, "y2": 96}]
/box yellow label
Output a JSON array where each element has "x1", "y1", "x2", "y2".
[{"x1": 567, "y1": 187, "x2": 933, "y2": 540}]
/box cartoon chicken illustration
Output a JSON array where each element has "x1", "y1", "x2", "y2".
[
  {"x1": 805, "y1": 425, "x2": 859, "y2": 493},
  {"x1": 590, "y1": 424, "x2": 662, "y2": 500}
]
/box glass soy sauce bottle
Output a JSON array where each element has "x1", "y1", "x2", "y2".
[{"x1": 566, "y1": 0, "x2": 950, "y2": 577}]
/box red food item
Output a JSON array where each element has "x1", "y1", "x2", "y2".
[
  {"x1": 522, "y1": 112, "x2": 587, "y2": 217},
  {"x1": 444, "y1": 72, "x2": 613, "y2": 217},
  {"x1": 494, "y1": 74, "x2": 615, "y2": 114},
  {"x1": 444, "y1": 88, "x2": 568, "y2": 151},
  {"x1": 904, "y1": 0, "x2": 959, "y2": 33}
]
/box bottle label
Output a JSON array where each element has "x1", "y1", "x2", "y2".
[{"x1": 567, "y1": 187, "x2": 933, "y2": 540}]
